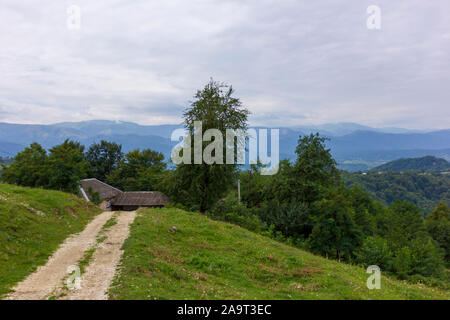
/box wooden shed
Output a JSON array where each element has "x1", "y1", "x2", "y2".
[
  {"x1": 111, "y1": 191, "x2": 170, "y2": 211},
  {"x1": 79, "y1": 178, "x2": 123, "y2": 210},
  {"x1": 79, "y1": 178, "x2": 169, "y2": 211}
]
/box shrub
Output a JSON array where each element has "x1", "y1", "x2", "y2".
[
  {"x1": 207, "y1": 192, "x2": 266, "y2": 233},
  {"x1": 256, "y1": 200, "x2": 313, "y2": 239},
  {"x1": 354, "y1": 236, "x2": 392, "y2": 270},
  {"x1": 86, "y1": 186, "x2": 101, "y2": 205}
]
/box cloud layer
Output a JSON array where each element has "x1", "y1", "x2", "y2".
[{"x1": 0, "y1": 0, "x2": 449, "y2": 129}]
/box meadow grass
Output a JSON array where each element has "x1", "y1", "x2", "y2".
[
  {"x1": 0, "y1": 184, "x2": 101, "y2": 297},
  {"x1": 109, "y1": 208, "x2": 449, "y2": 300}
]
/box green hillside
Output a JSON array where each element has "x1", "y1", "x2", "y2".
[
  {"x1": 342, "y1": 171, "x2": 450, "y2": 213},
  {"x1": 372, "y1": 156, "x2": 450, "y2": 172},
  {"x1": 0, "y1": 184, "x2": 101, "y2": 297},
  {"x1": 109, "y1": 208, "x2": 449, "y2": 300}
]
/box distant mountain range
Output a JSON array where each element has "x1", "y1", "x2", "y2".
[
  {"x1": 1, "y1": 120, "x2": 449, "y2": 171},
  {"x1": 371, "y1": 156, "x2": 450, "y2": 172}
]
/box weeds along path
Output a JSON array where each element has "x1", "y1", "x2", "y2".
[
  {"x1": 62, "y1": 210, "x2": 136, "y2": 300},
  {"x1": 6, "y1": 211, "x2": 114, "y2": 300}
]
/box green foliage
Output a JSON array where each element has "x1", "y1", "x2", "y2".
[
  {"x1": 2, "y1": 140, "x2": 169, "y2": 196},
  {"x1": 106, "y1": 148, "x2": 166, "y2": 191},
  {"x1": 108, "y1": 208, "x2": 449, "y2": 300},
  {"x1": 86, "y1": 186, "x2": 101, "y2": 205},
  {"x1": 231, "y1": 133, "x2": 448, "y2": 283},
  {"x1": 383, "y1": 201, "x2": 428, "y2": 251},
  {"x1": 293, "y1": 133, "x2": 340, "y2": 203},
  {"x1": 0, "y1": 158, "x2": 12, "y2": 177},
  {"x1": 372, "y1": 156, "x2": 450, "y2": 172},
  {"x1": 260, "y1": 159, "x2": 296, "y2": 204},
  {"x1": 308, "y1": 190, "x2": 362, "y2": 261},
  {"x1": 2, "y1": 140, "x2": 89, "y2": 193},
  {"x1": 346, "y1": 185, "x2": 380, "y2": 237},
  {"x1": 354, "y1": 236, "x2": 392, "y2": 270},
  {"x1": 425, "y1": 201, "x2": 450, "y2": 263},
  {"x1": 46, "y1": 140, "x2": 88, "y2": 193},
  {"x1": 407, "y1": 238, "x2": 445, "y2": 278},
  {"x1": 342, "y1": 170, "x2": 450, "y2": 213},
  {"x1": 390, "y1": 239, "x2": 445, "y2": 280},
  {"x1": 1, "y1": 143, "x2": 48, "y2": 187},
  {"x1": 238, "y1": 163, "x2": 268, "y2": 208},
  {"x1": 207, "y1": 192, "x2": 264, "y2": 233},
  {"x1": 85, "y1": 140, "x2": 123, "y2": 181},
  {"x1": 173, "y1": 79, "x2": 249, "y2": 212},
  {"x1": 261, "y1": 134, "x2": 340, "y2": 206},
  {"x1": 257, "y1": 201, "x2": 312, "y2": 239},
  {"x1": 355, "y1": 201, "x2": 448, "y2": 281}
]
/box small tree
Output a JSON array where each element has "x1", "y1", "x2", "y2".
[
  {"x1": 385, "y1": 201, "x2": 428, "y2": 252},
  {"x1": 425, "y1": 201, "x2": 450, "y2": 263},
  {"x1": 86, "y1": 186, "x2": 101, "y2": 205},
  {"x1": 292, "y1": 133, "x2": 340, "y2": 204},
  {"x1": 308, "y1": 190, "x2": 362, "y2": 261},
  {"x1": 106, "y1": 148, "x2": 166, "y2": 191},
  {"x1": 86, "y1": 140, "x2": 123, "y2": 181},
  {"x1": 1, "y1": 143, "x2": 48, "y2": 187},
  {"x1": 174, "y1": 79, "x2": 249, "y2": 212},
  {"x1": 46, "y1": 140, "x2": 89, "y2": 193},
  {"x1": 354, "y1": 236, "x2": 392, "y2": 270}
]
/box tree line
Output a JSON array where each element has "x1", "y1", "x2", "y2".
[
  {"x1": 1, "y1": 79, "x2": 449, "y2": 286},
  {"x1": 342, "y1": 170, "x2": 450, "y2": 213},
  {"x1": 0, "y1": 139, "x2": 167, "y2": 194}
]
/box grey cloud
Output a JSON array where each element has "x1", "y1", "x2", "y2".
[{"x1": 0, "y1": 0, "x2": 449, "y2": 129}]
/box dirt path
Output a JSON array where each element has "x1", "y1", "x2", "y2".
[
  {"x1": 62, "y1": 211, "x2": 136, "y2": 300},
  {"x1": 6, "y1": 211, "x2": 117, "y2": 300}
]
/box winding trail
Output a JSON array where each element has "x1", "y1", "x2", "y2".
[
  {"x1": 6, "y1": 210, "x2": 136, "y2": 300},
  {"x1": 63, "y1": 211, "x2": 136, "y2": 300}
]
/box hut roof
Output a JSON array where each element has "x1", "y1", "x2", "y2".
[
  {"x1": 112, "y1": 191, "x2": 169, "y2": 207},
  {"x1": 80, "y1": 178, "x2": 122, "y2": 201}
]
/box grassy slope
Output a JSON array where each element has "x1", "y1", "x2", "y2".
[
  {"x1": 109, "y1": 208, "x2": 449, "y2": 300},
  {"x1": 0, "y1": 184, "x2": 101, "y2": 297}
]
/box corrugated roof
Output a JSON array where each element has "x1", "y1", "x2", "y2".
[
  {"x1": 80, "y1": 178, "x2": 122, "y2": 201},
  {"x1": 112, "y1": 191, "x2": 169, "y2": 206}
]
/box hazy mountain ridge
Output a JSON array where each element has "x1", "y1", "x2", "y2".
[
  {"x1": 371, "y1": 156, "x2": 450, "y2": 172},
  {"x1": 0, "y1": 121, "x2": 449, "y2": 169}
]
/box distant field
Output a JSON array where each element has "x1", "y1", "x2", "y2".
[
  {"x1": 0, "y1": 184, "x2": 101, "y2": 297},
  {"x1": 109, "y1": 208, "x2": 449, "y2": 300}
]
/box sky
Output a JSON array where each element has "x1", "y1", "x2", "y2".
[{"x1": 0, "y1": 0, "x2": 449, "y2": 129}]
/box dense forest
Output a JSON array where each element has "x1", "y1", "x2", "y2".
[
  {"x1": 372, "y1": 156, "x2": 450, "y2": 172},
  {"x1": 1, "y1": 80, "x2": 449, "y2": 287},
  {"x1": 342, "y1": 171, "x2": 450, "y2": 214}
]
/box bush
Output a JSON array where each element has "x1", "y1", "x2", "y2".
[
  {"x1": 256, "y1": 200, "x2": 313, "y2": 239},
  {"x1": 391, "y1": 247, "x2": 414, "y2": 279},
  {"x1": 86, "y1": 186, "x2": 101, "y2": 205},
  {"x1": 408, "y1": 238, "x2": 445, "y2": 279},
  {"x1": 207, "y1": 192, "x2": 266, "y2": 233},
  {"x1": 354, "y1": 236, "x2": 392, "y2": 270}
]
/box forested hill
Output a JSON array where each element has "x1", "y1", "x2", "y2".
[
  {"x1": 372, "y1": 156, "x2": 450, "y2": 172},
  {"x1": 342, "y1": 171, "x2": 450, "y2": 213}
]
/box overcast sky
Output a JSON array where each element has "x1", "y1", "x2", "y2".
[{"x1": 0, "y1": 0, "x2": 449, "y2": 129}]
